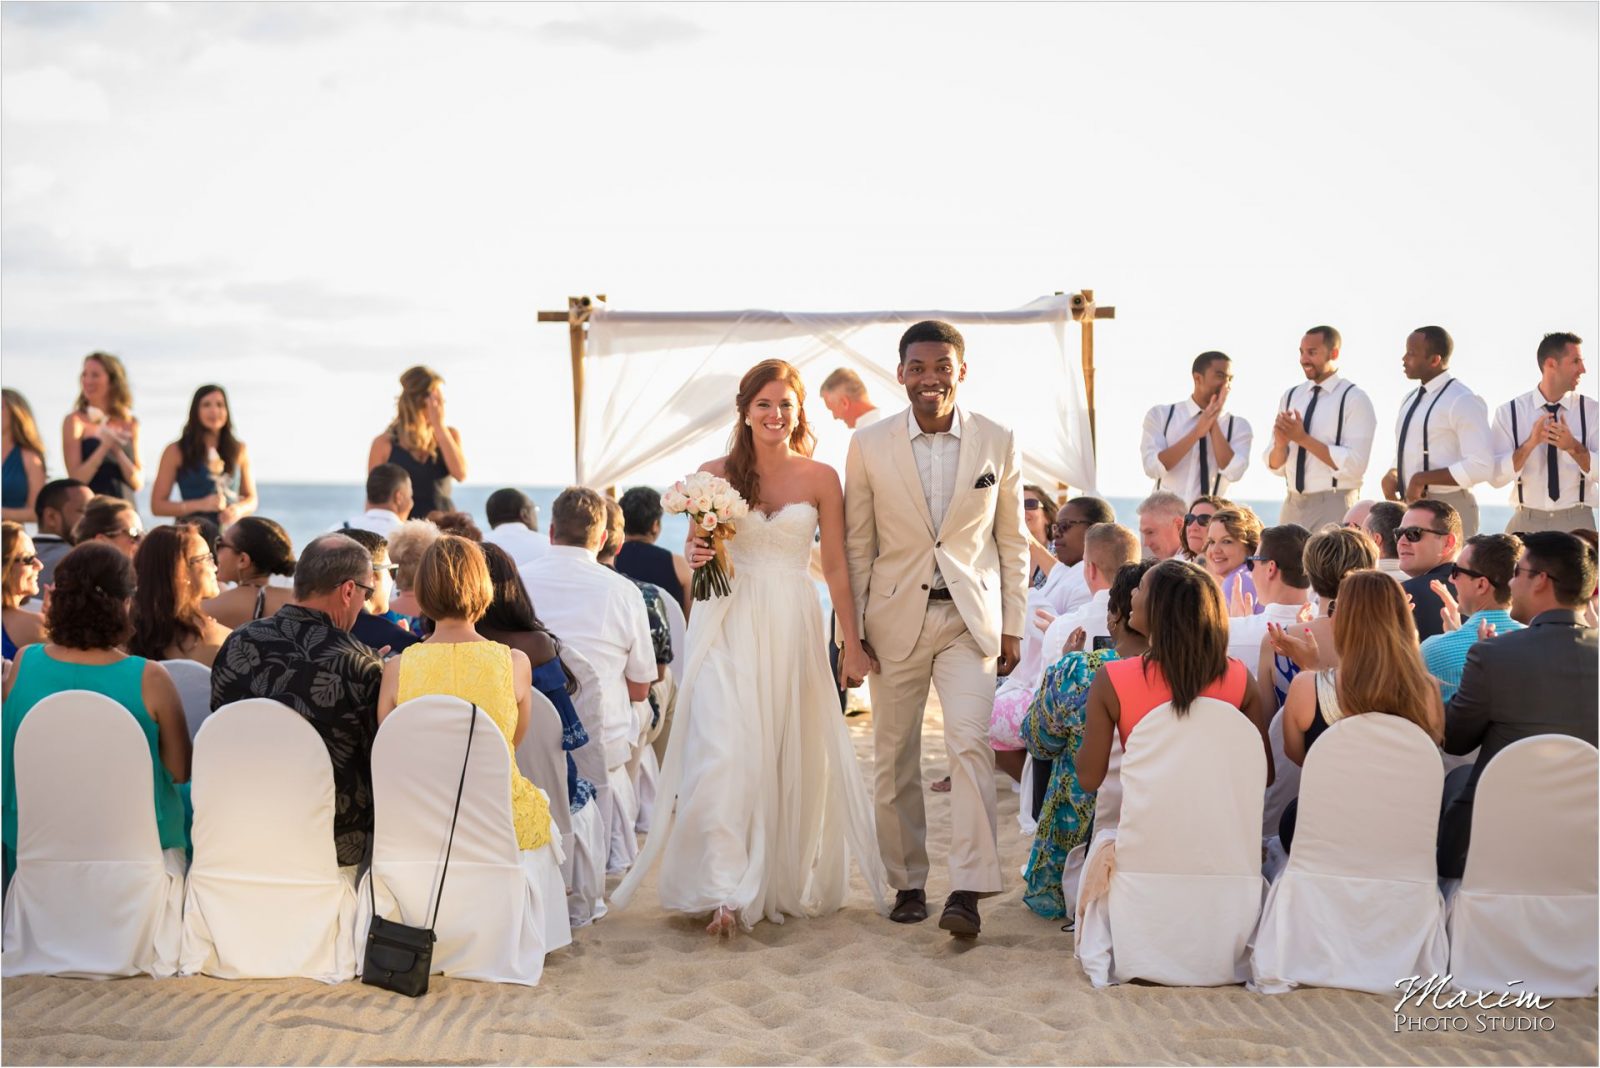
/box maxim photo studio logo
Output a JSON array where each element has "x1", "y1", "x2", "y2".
[{"x1": 1393, "y1": 975, "x2": 1556, "y2": 1033}]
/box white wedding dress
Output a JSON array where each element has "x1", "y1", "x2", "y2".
[{"x1": 612, "y1": 502, "x2": 887, "y2": 927}]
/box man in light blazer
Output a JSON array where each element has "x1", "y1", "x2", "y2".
[{"x1": 844, "y1": 320, "x2": 1030, "y2": 939}]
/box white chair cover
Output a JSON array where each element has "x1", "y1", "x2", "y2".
[
  {"x1": 1260, "y1": 706, "x2": 1301, "y2": 840},
  {"x1": 1075, "y1": 698, "x2": 1265, "y2": 988},
  {"x1": 2, "y1": 691, "x2": 184, "y2": 978},
  {"x1": 634, "y1": 743, "x2": 660, "y2": 834},
  {"x1": 565, "y1": 796, "x2": 608, "y2": 927},
  {"x1": 178, "y1": 699, "x2": 358, "y2": 982},
  {"x1": 160, "y1": 659, "x2": 215, "y2": 741},
  {"x1": 559, "y1": 647, "x2": 610, "y2": 855},
  {"x1": 354, "y1": 695, "x2": 569, "y2": 986},
  {"x1": 1447, "y1": 735, "x2": 1598, "y2": 999},
  {"x1": 1249, "y1": 714, "x2": 1448, "y2": 995},
  {"x1": 515, "y1": 689, "x2": 572, "y2": 842},
  {"x1": 1062, "y1": 736, "x2": 1124, "y2": 919},
  {"x1": 660, "y1": 592, "x2": 688, "y2": 686}
]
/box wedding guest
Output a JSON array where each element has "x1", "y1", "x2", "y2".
[
  {"x1": 149, "y1": 385, "x2": 257, "y2": 530},
  {"x1": 366, "y1": 366, "x2": 466, "y2": 520},
  {"x1": 3, "y1": 542, "x2": 190, "y2": 887},
  {"x1": 1140, "y1": 351, "x2": 1253, "y2": 499},
  {"x1": 204, "y1": 516, "x2": 295, "y2": 629},
  {"x1": 30, "y1": 479, "x2": 92, "y2": 585},
  {"x1": 210, "y1": 534, "x2": 381, "y2": 867},
  {"x1": 341, "y1": 463, "x2": 412, "y2": 539},
  {"x1": 128, "y1": 524, "x2": 231, "y2": 668},
  {"x1": 1380, "y1": 326, "x2": 1493, "y2": 536},
  {"x1": 1276, "y1": 571, "x2": 1443, "y2": 853},
  {"x1": 1020, "y1": 560, "x2": 1153, "y2": 919},
  {"x1": 385, "y1": 518, "x2": 441, "y2": 628},
  {"x1": 484, "y1": 488, "x2": 549, "y2": 568},
  {"x1": 1491, "y1": 332, "x2": 1596, "y2": 534},
  {"x1": 1019, "y1": 485, "x2": 1062, "y2": 588},
  {"x1": 818, "y1": 367, "x2": 881, "y2": 429},
  {"x1": 1420, "y1": 534, "x2": 1525, "y2": 701},
  {"x1": 615, "y1": 486, "x2": 690, "y2": 612},
  {"x1": 2, "y1": 389, "x2": 48, "y2": 524},
  {"x1": 1038, "y1": 523, "x2": 1140, "y2": 674},
  {"x1": 1203, "y1": 508, "x2": 1264, "y2": 612},
  {"x1": 1438, "y1": 531, "x2": 1598, "y2": 878},
  {"x1": 598, "y1": 497, "x2": 672, "y2": 781},
  {"x1": 429, "y1": 510, "x2": 483, "y2": 542},
  {"x1": 1341, "y1": 499, "x2": 1375, "y2": 532},
  {"x1": 1265, "y1": 326, "x2": 1378, "y2": 532},
  {"x1": 1182, "y1": 494, "x2": 1233, "y2": 561},
  {"x1": 338, "y1": 528, "x2": 420, "y2": 656},
  {"x1": 1398, "y1": 498, "x2": 1463, "y2": 640},
  {"x1": 62, "y1": 352, "x2": 142, "y2": 501},
  {"x1": 1226, "y1": 524, "x2": 1311, "y2": 690},
  {"x1": 2, "y1": 523, "x2": 47, "y2": 659},
  {"x1": 1365, "y1": 500, "x2": 1407, "y2": 580},
  {"x1": 1035, "y1": 497, "x2": 1114, "y2": 615},
  {"x1": 72, "y1": 495, "x2": 142, "y2": 559},
  {"x1": 1135, "y1": 491, "x2": 1187, "y2": 562},
  {"x1": 1264, "y1": 526, "x2": 1378, "y2": 689}
]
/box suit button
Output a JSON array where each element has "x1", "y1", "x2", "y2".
[
  {"x1": 935, "y1": 541, "x2": 942, "y2": 547},
  {"x1": 921, "y1": 583, "x2": 929, "y2": 590}
]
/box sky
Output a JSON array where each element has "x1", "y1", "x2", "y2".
[{"x1": 3, "y1": 1, "x2": 1595, "y2": 503}]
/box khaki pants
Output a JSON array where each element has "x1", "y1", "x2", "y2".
[
  {"x1": 1506, "y1": 504, "x2": 1599, "y2": 535},
  {"x1": 1428, "y1": 489, "x2": 1480, "y2": 538},
  {"x1": 868, "y1": 601, "x2": 1003, "y2": 894},
  {"x1": 1278, "y1": 489, "x2": 1358, "y2": 533}
]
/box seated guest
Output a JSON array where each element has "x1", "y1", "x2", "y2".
[
  {"x1": 1341, "y1": 499, "x2": 1375, "y2": 533},
  {"x1": 1398, "y1": 498, "x2": 1463, "y2": 640},
  {"x1": 428, "y1": 510, "x2": 483, "y2": 541},
  {"x1": 1438, "y1": 531, "x2": 1599, "y2": 878},
  {"x1": 1039, "y1": 523, "x2": 1141, "y2": 680},
  {"x1": 339, "y1": 528, "x2": 421, "y2": 656},
  {"x1": 1420, "y1": 534, "x2": 1526, "y2": 701},
  {"x1": 1263, "y1": 527, "x2": 1378, "y2": 702},
  {"x1": 210, "y1": 534, "x2": 381, "y2": 868},
  {"x1": 1277, "y1": 571, "x2": 1443, "y2": 852},
  {"x1": 1021, "y1": 485, "x2": 1061, "y2": 589},
  {"x1": 1227, "y1": 523, "x2": 1311, "y2": 679},
  {"x1": 3, "y1": 543, "x2": 190, "y2": 886},
  {"x1": 31, "y1": 478, "x2": 92, "y2": 585},
  {"x1": 1203, "y1": 507, "x2": 1264, "y2": 612},
  {"x1": 1135, "y1": 491, "x2": 1187, "y2": 562},
  {"x1": 385, "y1": 518, "x2": 442, "y2": 629},
  {"x1": 3, "y1": 522, "x2": 47, "y2": 658},
  {"x1": 128, "y1": 523, "x2": 231, "y2": 667},
  {"x1": 1020, "y1": 560, "x2": 1153, "y2": 919},
  {"x1": 615, "y1": 486, "x2": 690, "y2": 614},
  {"x1": 484, "y1": 488, "x2": 549, "y2": 568},
  {"x1": 71, "y1": 495, "x2": 142, "y2": 559},
  {"x1": 599, "y1": 497, "x2": 671, "y2": 699},
  {"x1": 205, "y1": 516, "x2": 296, "y2": 629},
  {"x1": 1183, "y1": 494, "x2": 1235, "y2": 562},
  {"x1": 1036, "y1": 496, "x2": 1115, "y2": 616},
  {"x1": 1364, "y1": 500, "x2": 1408, "y2": 581},
  {"x1": 1077, "y1": 559, "x2": 1269, "y2": 794},
  {"x1": 341, "y1": 463, "x2": 412, "y2": 539}
]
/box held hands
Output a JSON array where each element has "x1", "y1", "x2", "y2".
[
  {"x1": 1431, "y1": 580, "x2": 1462, "y2": 633},
  {"x1": 996, "y1": 634, "x2": 1022, "y2": 677},
  {"x1": 838, "y1": 641, "x2": 877, "y2": 688}
]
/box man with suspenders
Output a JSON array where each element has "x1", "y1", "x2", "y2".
[
  {"x1": 1139, "y1": 351, "x2": 1254, "y2": 501},
  {"x1": 1491, "y1": 332, "x2": 1597, "y2": 534},
  {"x1": 1380, "y1": 325, "x2": 1495, "y2": 537},
  {"x1": 1264, "y1": 325, "x2": 1378, "y2": 533}
]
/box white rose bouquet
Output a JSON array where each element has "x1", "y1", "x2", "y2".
[{"x1": 663, "y1": 472, "x2": 750, "y2": 600}]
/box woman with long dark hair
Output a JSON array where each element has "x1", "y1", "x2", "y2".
[
  {"x1": 2, "y1": 389, "x2": 48, "y2": 524},
  {"x1": 204, "y1": 516, "x2": 295, "y2": 629},
  {"x1": 62, "y1": 352, "x2": 142, "y2": 501},
  {"x1": 150, "y1": 385, "x2": 258, "y2": 529},
  {"x1": 366, "y1": 366, "x2": 466, "y2": 520},
  {"x1": 128, "y1": 524, "x2": 231, "y2": 667}
]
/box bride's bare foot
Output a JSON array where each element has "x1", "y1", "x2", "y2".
[{"x1": 706, "y1": 906, "x2": 738, "y2": 936}]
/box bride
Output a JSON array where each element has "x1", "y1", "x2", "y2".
[{"x1": 611, "y1": 359, "x2": 887, "y2": 934}]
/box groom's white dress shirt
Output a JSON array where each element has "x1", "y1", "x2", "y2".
[{"x1": 908, "y1": 407, "x2": 963, "y2": 590}]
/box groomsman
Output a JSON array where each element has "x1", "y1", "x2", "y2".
[
  {"x1": 1140, "y1": 351, "x2": 1254, "y2": 499},
  {"x1": 1380, "y1": 325, "x2": 1494, "y2": 537},
  {"x1": 1490, "y1": 332, "x2": 1597, "y2": 534},
  {"x1": 1264, "y1": 326, "x2": 1377, "y2": 533}
]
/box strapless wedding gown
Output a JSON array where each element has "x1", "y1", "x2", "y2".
[{"x1": 612, "y1": 502, "x2": 887, "y2": 926}]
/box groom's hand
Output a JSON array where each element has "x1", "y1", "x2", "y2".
[{"x1": 996, "y1": 635, "x2": 1021, "y2": 677}]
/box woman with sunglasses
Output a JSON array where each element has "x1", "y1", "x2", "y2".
[
  {"x1": 204, "y1": 516, "x2": 296, "y2": 629},
  {"x1": 1203, "y1": 508, "x2": 1264, "y2": 614},
  {"x1": 128, "y1": 524, "x2": 232, "y2": 667},
  {"x1": 70, "y1": 496, "x2": 144, "y2": 559},
  {"x1": 2, "y1": 521, "x2": 47, "y2": 660},
  {"x1": 1182, "y1": 495, "x2": 1234, "y2": 561},
  {"x1": 1022, "y1": 484, "x2": 1061, "y2": 587}
]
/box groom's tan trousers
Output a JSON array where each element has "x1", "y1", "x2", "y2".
[{"x1": 869, "y1": 600, "x2": 1004, "y2": 895}]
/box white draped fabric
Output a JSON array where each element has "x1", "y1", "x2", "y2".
[{"x1": 579, "y1": 296, "x2": 1096, "y2": 491}]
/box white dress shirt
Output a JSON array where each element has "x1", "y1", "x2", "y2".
[
  {"x1": 1264, "y1": 375, "x2": 1378, "y2": 495},
  {"x1": 1490, "y1": 389, "x2": 1599, "y2": 509},
  {"x1": 485, "y1": 522, "x2": 550, "y2": 567},
  {"x1": 854, "y1": 407, "x2": 884, "y2": 429},
  {"x1": 1039, "y1": 559, "x2": 1091, "y2": 616},
  {"x1": 908, "y1": 406, "x2": 964, "y2": 589},
  {"x1": 1037, "y1": 588, "x2": 1112, "y2": 687},
  {"x1": 338, "y1": 507, "x2": 403, "y2": 539},
  {"x1": 1140, "y1": 399, "x2": 1254, "y2": 498},
  {"x1": 519, "y1": 545, "x2": 656, "y2": 769},
  {"x1": 1391, "y1": 374, "x2": 1494, "y2": 490},
  {"x1": 1226, "y1": 600, "x2": 1314, "y2": 677}
]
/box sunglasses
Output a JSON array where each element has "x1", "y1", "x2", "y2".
[
  {"x1": 1024, "y1": 499, "x2": 1042, "y2": 511},
  {"x1": 11, "y1": 554, "x2": 39, "y2": 567},
  {"x1": 1513, "y1": 565, "x2": 1546, "y2": 580},
  {"x1": 1184, "y1": 513, "x2": 1215, "y2": 527},
  {"x1": 116, "y1": 527, "x2": 144, "y2": 542},
  {"x1": 188, "y1": 551, "x2": 216, "y2": 567},
  {"x1": 1244, "y1": 555, "x2": 1268, "y2": 572},
  {"x1": 1449, "y1": 564, "x2": 1487, "y2": 582},
  {"x1": 1395, "y1": 526, "x2": 1449, "y2": 543},
  {"x1": 350, "y1": 579, "x2": 375, "y2": 598}
]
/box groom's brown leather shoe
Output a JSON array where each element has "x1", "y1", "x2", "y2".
[
  {"x1": 938, "y1": 891, "x2": 981, "y2": 938},
  {"x1": 890, "y1": 889, "x2": 927, "y2": 923}
]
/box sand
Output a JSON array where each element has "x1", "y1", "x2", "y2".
[{"x1": 3, "y1": 706, "x2": 1596, "y2": 1067}]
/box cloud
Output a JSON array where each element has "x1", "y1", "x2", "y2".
[
  {"x1": 0, "y1": 1, "x2": 117, "y2": 31},
  {"x1": 536, "y1": 4, "x2": 706, "y2": 52},
  {"x1": 2, "y1": 65, "x2": 112, "y2": 122}
]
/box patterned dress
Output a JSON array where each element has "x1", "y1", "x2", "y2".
[
  {"x1": 1019, "y1": 648, "x2": 1118, "y2": 919},
  {"x1": 626, "y1": 576, "x2": 674, "y2": 727}
]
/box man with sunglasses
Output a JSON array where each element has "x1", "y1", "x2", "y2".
[
  {"x1": 340, "y1": 527, "x2": 419, "y2": 657},
  {"x1": 1266, "y1": 326, "x2": 1378, "y2": 534},
  {"x1": 1419, "y1": 534, "x2": 1525, "y2": 701},
  {"x1": 1397, "y1": 498, "x2": 1463, "y2": 640}
]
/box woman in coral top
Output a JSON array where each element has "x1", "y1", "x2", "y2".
[{"x1": 1075, "y1": 559, "x2": 1270, "y2": 792}]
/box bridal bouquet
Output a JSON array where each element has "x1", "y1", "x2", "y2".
[{"x1": 663, "y1": 472, "x2": 750, "y2": 601}]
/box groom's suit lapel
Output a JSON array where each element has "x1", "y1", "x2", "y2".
[
  {"x1": 886, "y1": 414, "x2": 936, "y2": 539},
  {"x1": 938, "y1": 411, "x2": 983, "y2": 539}
]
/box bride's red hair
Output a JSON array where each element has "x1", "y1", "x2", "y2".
[{"x1": 724, "y1": 360, "x2": 815, "y2": 509}]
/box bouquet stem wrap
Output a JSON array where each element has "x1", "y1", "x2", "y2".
[{"x1": 663, "y1": 472, "x2": 750, "y2": 602}]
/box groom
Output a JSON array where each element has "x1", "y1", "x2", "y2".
[{"x1": 844, "y1": 320, "x2": 1029, "y2": 938}]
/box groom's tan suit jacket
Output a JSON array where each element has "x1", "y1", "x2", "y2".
[{"x1": 843, "y1": 407, "x2": 1030, "y2": 661}]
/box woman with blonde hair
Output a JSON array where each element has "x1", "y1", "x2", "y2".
[
  {"x1": 128, "y1": 524, "x2": 231, "y2": 667},
  {"x1": 1261, "y1": 526, "x2": 1380, "y2": 711},
  {"x1": 366, "y1": 366, "x2": 466, "y2": 522},
  {"x1": 63, "y1": 352, "x2": 142, "y2": 501},
  {"x1": 2, "y1": 521, "x2": 47, "y2": 659},
  {"x1": 2, "y1": 389, "x2": 48, "y2": 523},
  {"x1": 385, "y1": 517, "x2": 441, "y2": 629}
]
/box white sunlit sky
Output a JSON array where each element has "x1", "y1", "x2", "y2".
[{"x1": 2, "y1": 1, "x2": 1595, "y2": 502}]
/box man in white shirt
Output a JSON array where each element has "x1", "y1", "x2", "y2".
[
  {"x1": 520, "y1": 487, "x2": 656, "y2": 873},
  {"x1": 1265, "y1": 326, "x2": 1378, "y2": 533},
  {"x1": 1491, "y1": 331, "x2": 1597, "y2": 534},
  {"x1": 819, "y1": 367, "x2": 883, "y2": 430},
  {"x1": 1228, "y1": 523, "x2": 1314, "y2": 681},
  {"x1": 340, "y1": 463, "x2": 411, "y2": 538},
  {"x1": 1141, "y1": 351, "x2": 1254, "y2": 499},
  {"x1": 1135, "y1": 491, "x2": 1188, "y2": 562},
  {"x1": 1380, "y1": 325, "x2": 1495, "y2": 536},
  {"x1": 482, "y1": 487, "x2": 550, "y2": 566},
  {"x1": 1038, "y1": 523, "x2": 1140, "y2": 672}
]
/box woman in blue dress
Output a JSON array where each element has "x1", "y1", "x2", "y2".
[
  {"x1": 150, "y1": 385, "x2": 258, "y2": 530},
  {"x1": 61, "y1": 352, "x2": 142, "y2": 502},
  {"x1": 2, "y1": 389, "x2": 48, "y2": 525}
]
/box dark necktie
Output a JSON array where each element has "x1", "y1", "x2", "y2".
[
  {"x1": 1545, "y1": 403, "x2": 1563, "y2": 503},
  {"x1": 1295, "y1": 385, "x2": 1322, "y2": 493},
  {"x1": 1197, "y1": 423, "x2": 1210, "y2": 496},
  {"x1": 1395, "y1": 386, "x2": 1426, "y2": 488}
]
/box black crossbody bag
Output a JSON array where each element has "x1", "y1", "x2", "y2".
[{"x1": 362, "y1": 702, "x2": 478, "y2": 997}]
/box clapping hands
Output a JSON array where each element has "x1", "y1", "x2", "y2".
[{"x1": 1266, "y1": 623, "x2": 1320, "y2": 672}]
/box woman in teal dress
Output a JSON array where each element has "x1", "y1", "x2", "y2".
[{"x1": 1020, "y1": 560, "x2": 1153, "y2": 919}]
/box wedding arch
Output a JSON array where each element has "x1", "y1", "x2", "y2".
[{"x1": 538, "y1": 292, "x2": 1114, "y2": 493}]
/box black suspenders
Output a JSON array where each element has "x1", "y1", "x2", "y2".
[
  {"x1": 1419, "y1": 379, "x2": 1457, "y2": 475},
  {"x1": 1510, "y1": 395, "x2": 1589, "y2": 508},
  {"x1": 1156, "y1": 404, "x2": 1234, "y2": 495},
  {"x1": 1281, "y1": 382, "x2": 1355, "y2": 489}
]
